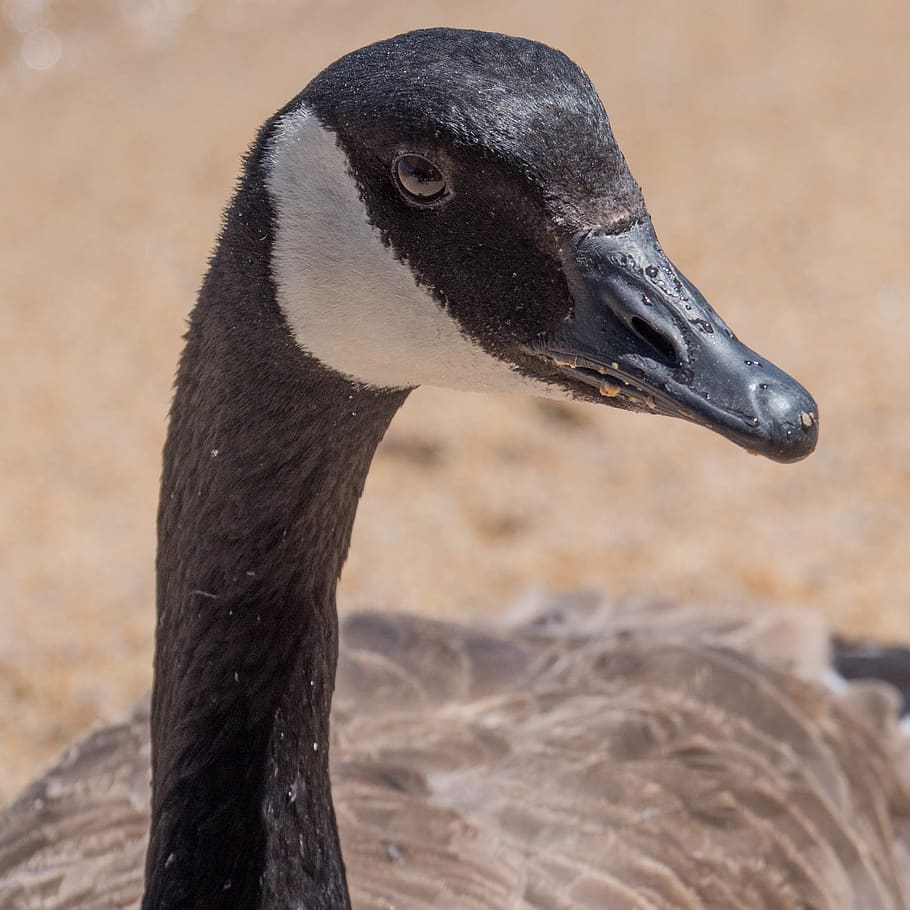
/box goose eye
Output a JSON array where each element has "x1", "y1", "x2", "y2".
[{"x1": 394, "y1": 154, "x2": 447, "y2": 204}]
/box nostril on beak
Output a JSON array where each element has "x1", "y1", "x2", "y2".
[{"x1": 628, "y1": 316, "x2": 681, "y2": 366}]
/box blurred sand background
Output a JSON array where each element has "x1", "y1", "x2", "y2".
[{"x1": 1, "y1": 0, "x2": 908, "y2": 800}]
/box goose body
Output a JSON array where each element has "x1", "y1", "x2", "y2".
[
  {"x1": 2, "y1": 600, "x2": 910, "y2": 909},
  {"x1": 1, "y1": 27, "x2": 907, "y2": 910}
]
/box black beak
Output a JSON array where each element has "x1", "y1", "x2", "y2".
[{"x1": 525, "y1": 219, "x2": 818, "y2": 463}]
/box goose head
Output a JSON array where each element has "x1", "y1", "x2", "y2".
[{"x1": 265, "y1": 28, "x2": 818, "y2": 462}]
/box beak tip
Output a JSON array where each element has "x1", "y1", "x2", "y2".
[
  {"x1": 763, "y1": 427, "x2": 819, "y2": 463},
  {"x1": 756, "y1": 384, "x2": 819, "y2": 463}
]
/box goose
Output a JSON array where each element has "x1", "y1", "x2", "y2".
[{"x1": 1, "y1": 26, "x2": 908, "y2": 910}]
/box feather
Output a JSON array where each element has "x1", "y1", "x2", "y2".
[{"x1": 2, "y1": 596, "x2": 908, "y2": 910}]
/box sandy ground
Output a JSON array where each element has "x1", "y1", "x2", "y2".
[{"x1": 0, "y1": 0, "x2": 908, "y2": 801}]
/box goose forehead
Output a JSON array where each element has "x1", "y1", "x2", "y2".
[
  {"x1": 264, "y1": 105, "x2": 566, "y2": 399},
  {"x1": 301, "y1": 28, "x2": 645, "y2": 226}
]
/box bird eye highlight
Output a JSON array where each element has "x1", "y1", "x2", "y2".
[{"x1": 393, "y1": 154, "x2": 448, "y2": 204}]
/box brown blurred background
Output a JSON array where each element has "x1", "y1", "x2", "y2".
[{"x1": 1, "y1": 0, "x2": 908, "y2": 801}]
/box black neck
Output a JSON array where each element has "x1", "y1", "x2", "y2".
[{"x1": 142, "y1": 139, "x2": 407, "y2": 909}]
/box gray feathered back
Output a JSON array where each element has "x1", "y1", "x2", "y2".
[{"x1": 2, "y1": 596, "x2": 908, "y2": 909}]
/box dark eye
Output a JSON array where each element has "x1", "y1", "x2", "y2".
[{"x1": 393, "y1": 154, "x2": 448, "y2": 204}]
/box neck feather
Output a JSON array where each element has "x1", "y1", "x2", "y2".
[{"x1": 142, "y1": 138, "x2": 407, "y2": 909}]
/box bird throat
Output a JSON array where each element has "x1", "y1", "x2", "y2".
[{"x1": 142, "y1": 143, "x2": 408, "y2": 909}]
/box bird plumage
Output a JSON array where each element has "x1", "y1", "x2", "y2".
[{"x1": 2, "y1": 597, "x2": 909, "y2": 909}]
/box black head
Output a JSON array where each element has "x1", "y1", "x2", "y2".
[{"x1": 264, "y1": 28, "x2": 818, "y2": 462}]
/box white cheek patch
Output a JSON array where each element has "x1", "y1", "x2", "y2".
[{"x1": 264, "y1": 105, "x2": 566, "y2": 398}]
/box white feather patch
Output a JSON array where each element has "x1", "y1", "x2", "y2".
[{"x1": 264, "y1": 104, "x2": 564, "y2": 397}]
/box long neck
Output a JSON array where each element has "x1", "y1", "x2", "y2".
[{"x1": 142, "y1": 146, "x2": 407, "y2": 909}]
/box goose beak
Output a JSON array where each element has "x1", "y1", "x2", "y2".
[{"x1": 525, "y1": 219, "x2": 818, "y2": 463}]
